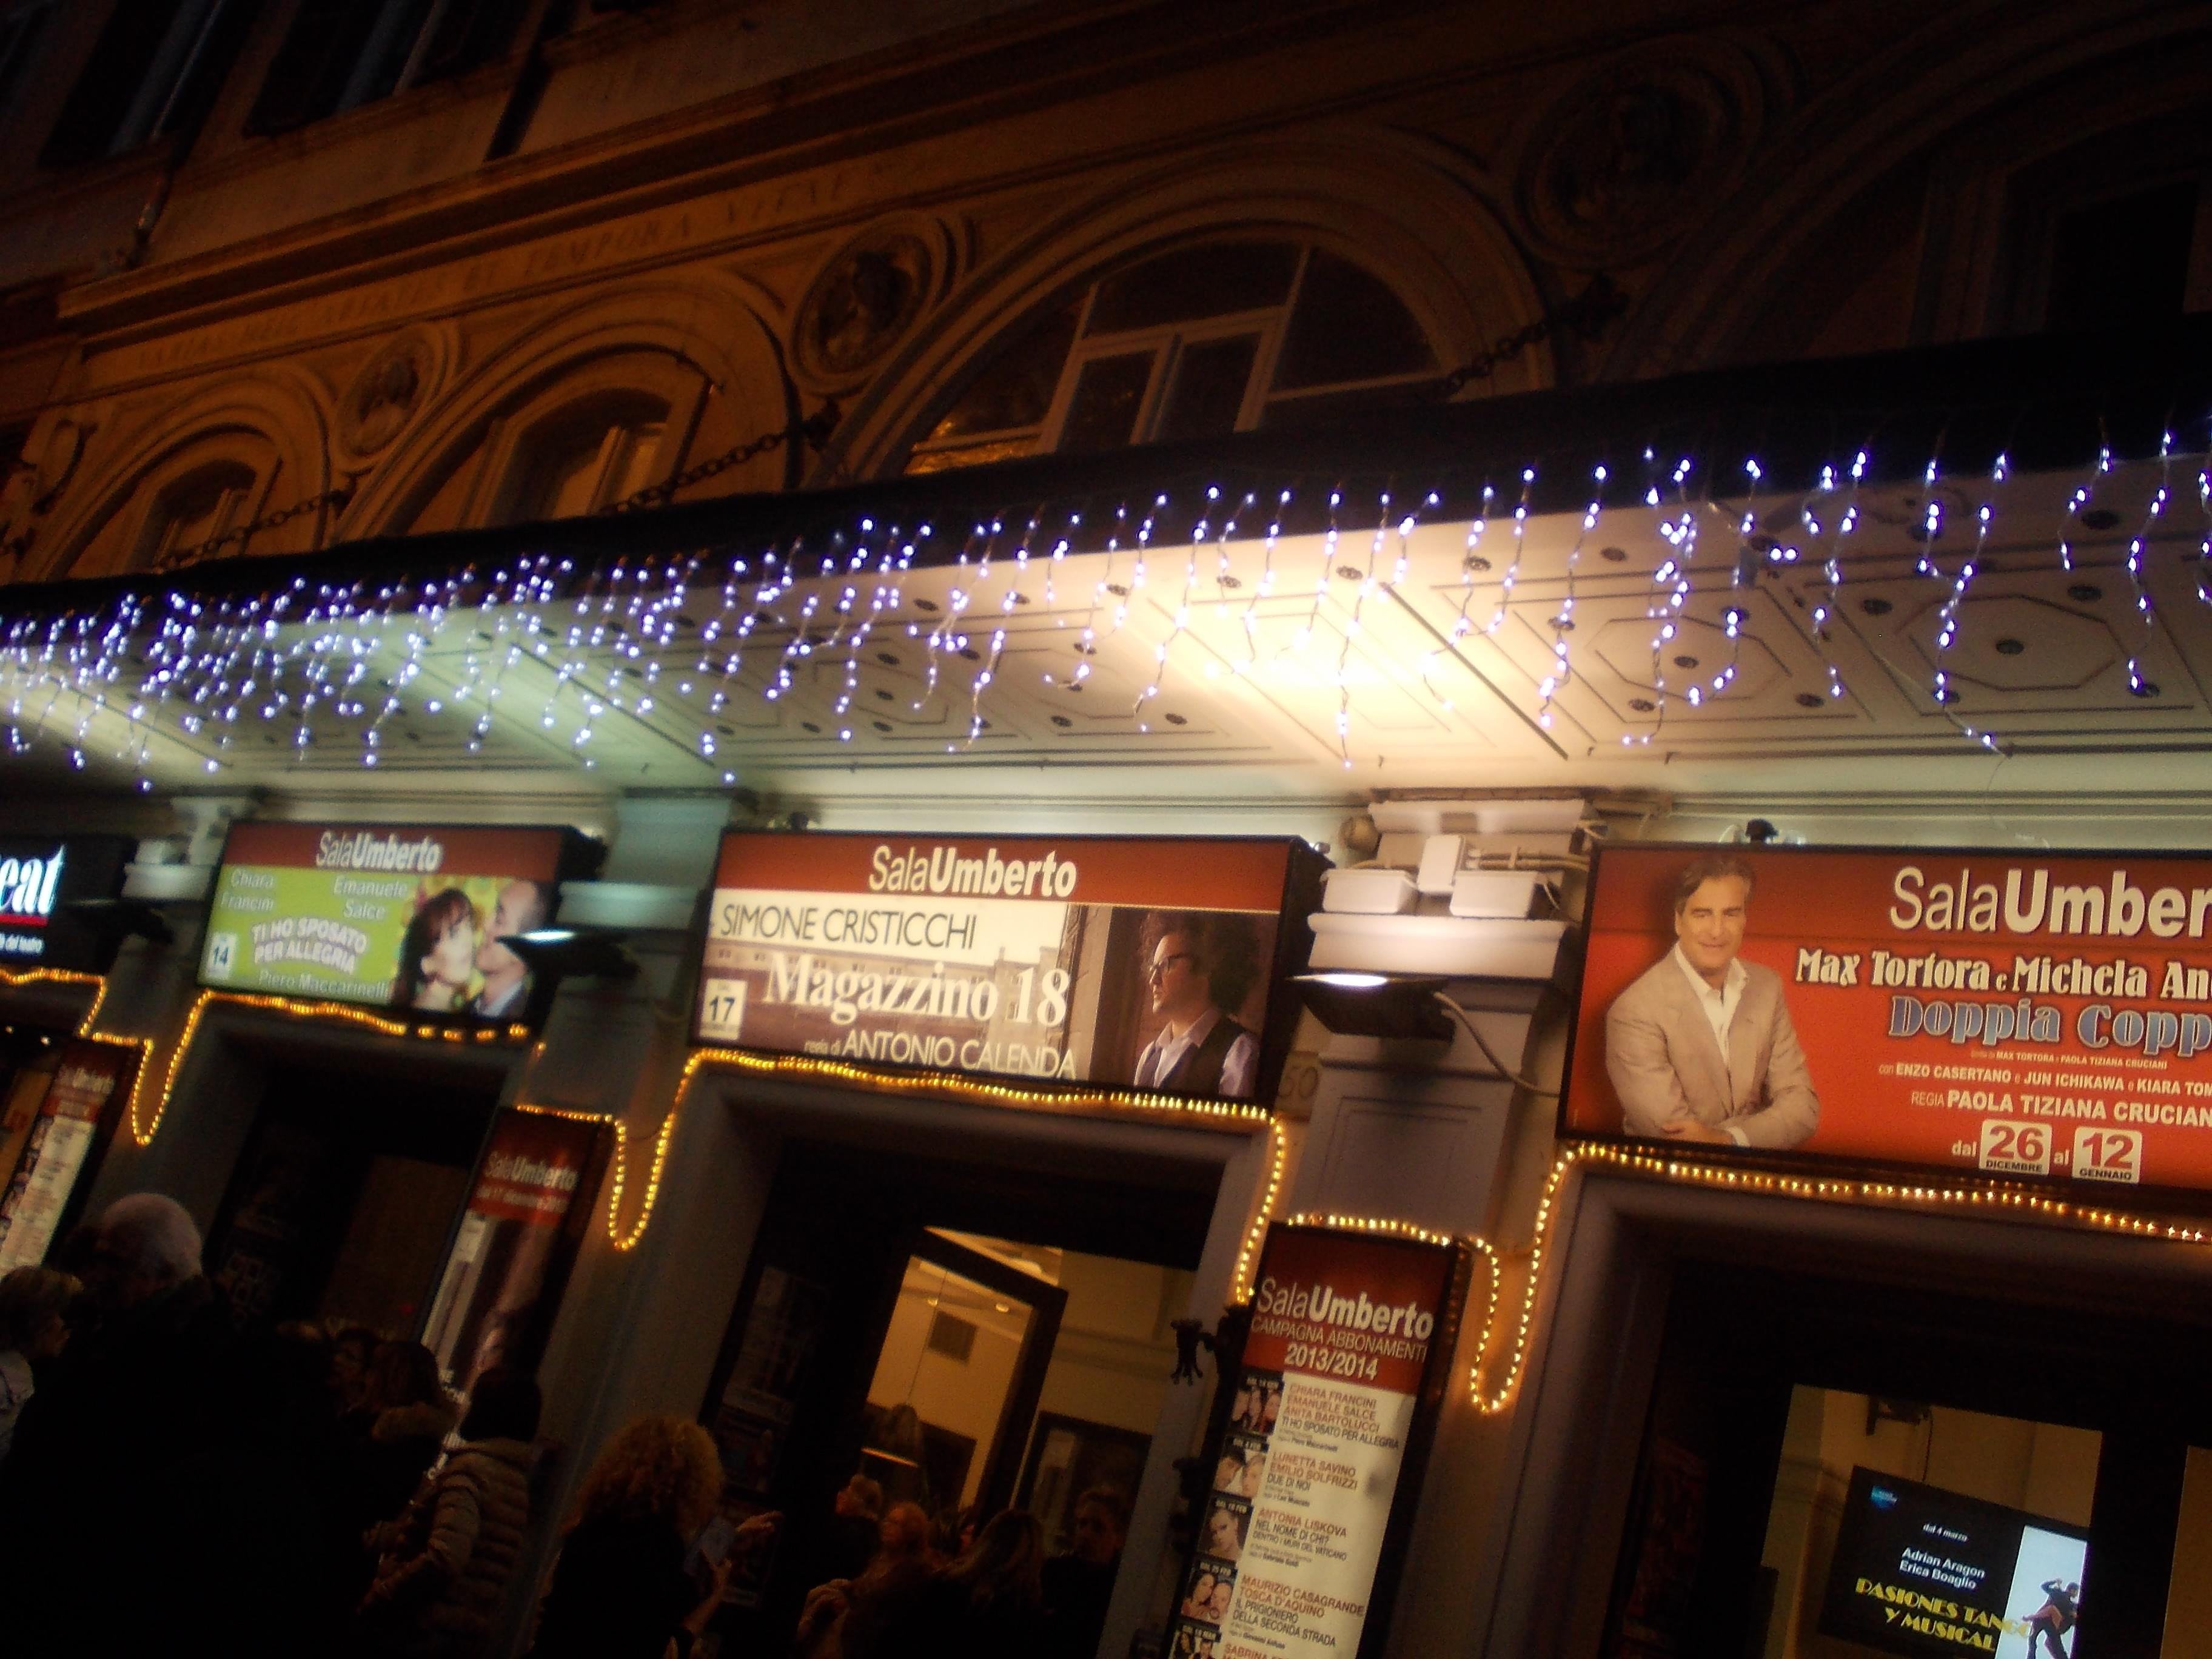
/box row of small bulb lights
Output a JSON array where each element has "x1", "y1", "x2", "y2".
[{"x1": 1, "y1": 438, "x2": 2205, "y2": 786}]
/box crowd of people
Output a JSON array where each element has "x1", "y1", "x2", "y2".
[
  {"x1": 0, "y1": 1191, "x2": 1136, "y2": 1659},
  {"x1": 793, "y1": 1476, "x2": 1127, "y2": 1659}
]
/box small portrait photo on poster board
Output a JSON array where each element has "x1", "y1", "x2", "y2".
[
  {"x1": 1180, "y1": 1561, "x2": 1238, "y2": 1625},
  {"x1": 1200, "y1": 1494, "x2": 1252, "y2": 1565},
  {"x1": 1213, "y1": 1432, "x2": 1269, "y2": 1500},
  {"x1": 1230, "y1": 1370, "x2": 1283, "y2": 1436}
]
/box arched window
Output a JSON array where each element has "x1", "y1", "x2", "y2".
[
  {"x1": 134, "y1": 458, "x2": 260, "y2": 571},
  {"x1": 492, "y1": 395, "x2": 670, "y2": 525},
  {"x1": 905, "y1": 240, "x2": 1438, "y2": 474}
]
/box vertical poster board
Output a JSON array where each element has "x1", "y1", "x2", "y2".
[
  {"x1": 0, "y1": 1039, "x2": 141, "y2": 1270},
  {"x1": 421, "y1": 1108, "x2": 610, "y2": 1390},
  {"x1": 1175, "y1": 1224, "x2": 1467, "y2": 1659}
]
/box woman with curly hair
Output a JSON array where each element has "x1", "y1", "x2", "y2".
[{"x1": 527, "y1": 1415, "x2": 775, "y2": 1659}]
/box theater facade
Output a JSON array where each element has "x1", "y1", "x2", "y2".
[{"x1": 4, "y1": 3, "x2": 2212, "y2": 1655}]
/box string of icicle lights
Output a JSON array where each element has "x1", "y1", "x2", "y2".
[{"x1": 2, "y1": 437, "x2": 2207, "y2": 783}]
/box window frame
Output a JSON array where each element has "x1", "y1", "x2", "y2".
[
  {"x1": 458, "y1": 356, "x2": 710, "y2": 531},
  {"x1": 124, "y1": 451, "x2": 273, "y2": 576},
  {"x1": 902, "y1": 242, "x2": 1442, "y2": 474}
]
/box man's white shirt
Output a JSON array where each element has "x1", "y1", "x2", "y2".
[
  {"x1": 1672, "y1": 943, "x2": 1752, "y2": 1146},
  {"x1": 1133, "y1": 1005, "x2": 1257, "y2": 1098}
]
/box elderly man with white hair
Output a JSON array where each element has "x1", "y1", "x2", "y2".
[{"x1": 85, "y1": 1191, "x2": 207, "y2": 1311}]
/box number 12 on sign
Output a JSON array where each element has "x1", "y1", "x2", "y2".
[{"x1": 2071, "y1": 1127, "x2": 2142, "y2": 1184}]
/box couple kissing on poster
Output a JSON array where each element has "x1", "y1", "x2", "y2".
[{"x1": 392, "y1": 878, "x2": 550, "y2": 1019}]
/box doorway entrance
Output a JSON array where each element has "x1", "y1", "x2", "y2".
[
  {"x1": 702, "y1": 1138, "x2": 1215, "y2": 1646},
  {"x1": 205, "y1": 1061, "x2": 499, "y2": 1334},
  {"x1": 1601, "y1": 1259, "x2": 2212, "y2": 1659}
]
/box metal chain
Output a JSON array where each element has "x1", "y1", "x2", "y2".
[
  {"x1": 1436, "y1": 272, "x2": 1628, "y2": 400},
  {"x1": 600, "y1": 400, "x2": 841, "y2": 515},
  {"x1": 149, "y1": 482, "x2": 357, "y2": 574},
  {"x1": 0, "y1": 399, "x2": 847, "y2": 571}
]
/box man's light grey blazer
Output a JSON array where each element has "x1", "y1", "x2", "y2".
[{"x1": 1602, "y1": 954, "x2": 1820, "y2": 1149}]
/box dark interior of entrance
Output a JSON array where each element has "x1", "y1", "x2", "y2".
[
  {"x1": 1603, "y1": 1260, "x2": 2212, "y2": 1659},
  {"x1": 702, "y1": 1138, "x2": 1218, "y2": 1647},
  {"x1": 206, "y1": 1062, "x2": 498, "y2": 1335}
]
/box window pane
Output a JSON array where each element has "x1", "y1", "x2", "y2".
[
  {"x1": 1087, "y1": 243, "x2": 1298, "y2": 334},
  {"x1": 605, "y1": 423, "x2": 665, "y2": 505},
  {"x1": 2046, "y1": 181, "x2": 2197, "y2": 330},
  {"x1": 1155, "y1": 334, "x2": 1259, "y2": 443},
  {"x1": 246, "y1": 4, "x2": 385, "y2": 135},
  {"x1": 927, "y1": 301, "x2": 1080, "y2": 441},
  {"x1": 1273, "y1": 250, "x2": 1437, "y2": 391},
  {"x1": 1057, "y1": 352, "x2": 1155, "y2": 452},
  {"x1": 0, "y1": 7, "x2": 53, "y2": 120}
]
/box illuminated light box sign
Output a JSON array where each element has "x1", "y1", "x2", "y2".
[
  {"x1": 695, "y1": 832, "x2": 1325, "y2": 1102},
  {"x1": 1819, "y1": 1468, "x2": 2087, "y2": 1658},
  {"x1": 1563, "y1": 843, "x2": 2212, "y2": 1192},
  {"x1": 1173, "y1": 1224, "x2": 1465, "y2": 1659},
  {"x1": 0, "y1": 834, "x2": 135, "y2": 971},
  {"x1": 0, "y1": 1039, "x2": 141, "y2": 1270},
  {"x1": 200, "y1": 823, "x2": 601, "y2": 1024}
]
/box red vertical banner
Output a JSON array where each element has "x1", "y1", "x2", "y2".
[
  {"x1": 1176, "y1": 1225, "x2": 1466, "y2": 1659},
  {"x1": 421, "y1": 1108, "x2": 609, "y2": 1390},
  {"x1": 0, "y1": 1039, "x2": 141, "y2": 1271}
]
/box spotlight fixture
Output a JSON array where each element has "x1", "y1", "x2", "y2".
[
  {"x1": 1292, "y1": 971, "x2": 1453, "y2": 1042},
  {"x1": 1292, "y1": 971, "x2": 1546, "y2": 1090},
  {"x1": 497, "y1": 927, "x2": 638, "y2": 981},
  {"x1": 1743, "y1": 817, "x2": 1780, "y2": 845},
  {"x1": 57, "y1": 896, "x2": 173, "y2": 948}
]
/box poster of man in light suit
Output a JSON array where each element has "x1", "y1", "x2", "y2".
[{"x1": 1603, "y1": 853, "x2": 1820, "y2": 1148}]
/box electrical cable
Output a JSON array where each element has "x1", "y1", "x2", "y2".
[{"x1": 1433, "y1": 993, "x2": 1558, "y2": 1095}]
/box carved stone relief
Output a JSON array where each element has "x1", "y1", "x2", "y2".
[
  {"x1": 789, "y1": 216, "x2": 955, "y2": 392},
  {"x1": 333, "y1": 323, "x2": 457, "y2": 471},
  {"x1": 1513, "y1": 39, "x2": 1781, "y2": 266}
]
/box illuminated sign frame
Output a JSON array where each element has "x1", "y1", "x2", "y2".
[
  {"x1": 0, "y1": 834, "x2": 135, "y2": 972},
  {"x1": 1562, "y1": 840, "x2": 2212, "y2": 1200},
  {"x1": 692, "y1": 830, "x2": 1326, "y2": 1105},
  {"x1": 198, "y1": 822, "x2": 603, "y2": 1028}
]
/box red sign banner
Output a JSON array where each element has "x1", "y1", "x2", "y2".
[
  {"x1": 1566, "y1": 843, "x2": 2212, "y2": 1190},
  {"x1": 695, "y1": 831, "x2": 1321, "y2": 1104}
]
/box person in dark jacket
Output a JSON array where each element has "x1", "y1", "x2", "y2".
[
  {"x1": 1040, "y1": 1487, "x2": 1127, "y2": 1659},
  {"x1": 0, "y1": 1193, "x2": 302, "y2": 1655},
  {"x1": 346, "y1": 1339, "x2": 461, "y2": 1533},
  {"x1": 528, "y1": 1414, "x2": 776, "y2": 1659},
  {"x1": 360, "y1": 1367, "x2": 542, "y2": 1658}
]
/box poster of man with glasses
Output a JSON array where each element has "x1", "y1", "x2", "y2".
[
  {"x1": 1130, "y1": 911, "x2": 1264, "y2": 1098},
  {"x1": 696, "y1": 832, "x2": 1318, "y2": 1105}
]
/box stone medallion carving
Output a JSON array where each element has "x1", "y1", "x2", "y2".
[
  {"x1": 1515, "y1": 41, "x2": 1778, "y2": 266},
  {"x1": 790, "y1": 216, "x2": 954, "y2": 392},
  {"x1": 333, "y1": 324, "x2": 454, "y2": 470}
]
